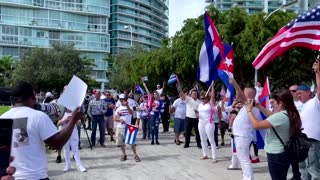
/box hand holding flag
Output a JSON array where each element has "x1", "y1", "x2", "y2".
[{"x1": 123, "y1": 124, "x2": 139, "y2": 145}]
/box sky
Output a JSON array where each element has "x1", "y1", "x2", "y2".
[{"x1": 169, "y1": 0, "x2": 207, "y2": 37}]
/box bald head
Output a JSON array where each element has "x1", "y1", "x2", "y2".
[{"x1": 244, "y1": 87, "x2": 256, "y2": 100}]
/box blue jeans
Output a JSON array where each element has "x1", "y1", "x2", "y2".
[
  {"x1": 150, "y1": 114, "x2": 160, "y2": 142},
  {"x1": 300, "y1": 141, "x2": 320, "y2": 180},
  {"x1": 267, "y1": 152, "x2": 290, "y2": 180},
  {"x1": 90, "y1": 115, "x2": 105, "y2": 145},
  {"x1": 142, "y1": 117, "x2": 151, "y2": 139}
]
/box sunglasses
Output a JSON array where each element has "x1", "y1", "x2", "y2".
[
  {"x1": 200, "y1": 97, "x2": 206, "y2": 100},
  {"x1": 289, "y1": 90, "x2": 296, "y2": 93},
  {"x1": 106, "y1": 94, "x2": 111, "y2": 96}
]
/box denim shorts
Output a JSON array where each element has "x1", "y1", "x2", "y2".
[{"x1": 174, "y1": 118, "x2": 185, "y2": 133}]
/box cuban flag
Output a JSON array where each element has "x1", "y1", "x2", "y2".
[
  {"x1": 197, "y1": 12, "x2": 224, "y2": 84},
  {"x1": 167, "y1": 73, "x2": 177, "y2": 84},
  {"x1": 142, "y1": 76, "x2": 148, "y2": 81},
  {"x1": 255, "y1": 77, "x2": 270, "y2": 149},
  {"x1": 123, "y1": 124, "x2": 139, "y2": 145},
  {"x1": 217, "y1": 43, "x2": 235, "y2": 106},
  {"x1": 135, "y1": 85, "x2": 145, "y2": 94}
]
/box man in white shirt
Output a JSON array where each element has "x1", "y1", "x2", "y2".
[
  {"x1": 114, "y1": 94, "x2": 141, "y2": 162},
  {"x1": 182, "y1": 89, "x2": 201, "y2": 148},
  {"x1": 255, "y1": 82, "x2": 263, "y2": 101},
  {"x1": 171, "y1": 92, "x2": 186, "y2": 146},
  {"x1": 289, "y1": 84, "x2": 303, "y2": 112},
  {"x1": 156, "y1": 82, "x2": 165, "y2": 96},
  {"x1": 0, "y1": 81, "x2": 82, "y2": 180},
  {"x1": 297, "y1": 60, "x2": 320, "y2": 180},
  {"x1": 230, "y1": 78, "x2": 263, "y2": 180}
]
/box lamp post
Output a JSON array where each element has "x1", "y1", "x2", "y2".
[{"x1": 124, "y1": 25, "x2": 133, "y2": 47}]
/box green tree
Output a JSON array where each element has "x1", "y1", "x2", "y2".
[
  {"x1": 108, "y1": 6, "x2": 317, "y2": 93},
  {"x1": 11, "y1": 43, "x2": 95, "y2": 91},
  {"x1": 0, "y1": 55, "x2": 15, "y2": 87}
]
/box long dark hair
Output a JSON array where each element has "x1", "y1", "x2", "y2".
[{"x1": 272, "y1": 90, "x2": 302, "y2": 137}]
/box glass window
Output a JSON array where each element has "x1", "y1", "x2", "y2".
[{"x1": 2, "y1": 25, "x2": 18, "y2": 35}]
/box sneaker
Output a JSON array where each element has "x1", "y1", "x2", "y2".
[
  {"x1": 78, "y1": 165, "x2": 87, "y2": 172},
  {"x1": 221, "y1": 142, "x2": 225, "y2": 146},
  {"x1": 197, "y1": 144, "x2": 202, "y2": 149},
  {"x1": 151, "y1": 141, "x2": 154, "y2": 145},
  {"x1": 216, "y1": 146, "x2": 220, "y2": 149},
  {"x1": 156, "y1": 141, "x2": 160, "y2": 145},
  {"x1": 184, "y1": 144, "x2": 189, "y2": 148},
  {"x1": 63, "y1": 165, "x2": 70, "y2": 172},
  {"x1": 251, "y1": 158, "x2": 260, "y2": 163},
  {"x1": 208, "y1": 146, "x2": 211, "y2": 149},
  {"x1": 56, "y1": 156, "x2": 62, "y2": 163},
  {"x1": 227, "y1": 165, "x2": 241, "y2": 170},
  {"x1": 212, "y1": 159, "x2": 218, "y2": 163}
]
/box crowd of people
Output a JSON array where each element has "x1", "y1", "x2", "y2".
[{"x1": 1, "y1": 60, "x2": 319, "y2": 180}]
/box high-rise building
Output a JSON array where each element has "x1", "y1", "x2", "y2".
[
  {"x1": 109, "y1": 0, "x2": 169, "y2": 55},
  {"x1": 0, "y1": 0, "x2": 110, "y2": 87},
  {"x1": 205, "y1": 0, "x2": 315, "y2": 15}
]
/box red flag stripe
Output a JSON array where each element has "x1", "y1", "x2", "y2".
[{"x1": 253, "y1": 26, "x2": 320, "y2": 69}]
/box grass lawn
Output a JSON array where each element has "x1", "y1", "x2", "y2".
[{"x1": 0, "y1": 106, "x2": 10, "y2": 115}]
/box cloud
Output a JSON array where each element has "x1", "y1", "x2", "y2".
[{"x1": 169, "y1": 0, "x2": 207, "y2": 37}]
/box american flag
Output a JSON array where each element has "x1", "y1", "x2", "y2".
[{"x1": 252, "y1": 4, "x2": 320, "y2": 69}]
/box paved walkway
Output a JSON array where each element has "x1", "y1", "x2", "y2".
[{"x1": 47, "y1": 127, "x2": 280, "y2": 180}]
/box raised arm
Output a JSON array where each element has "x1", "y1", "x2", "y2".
[
  {"x1": 256, "y1": 102, "x2": 273, "y2": 117},
  {"x1": 176, "y1": 75, "x2": 186, "y2": 99},
  {"x1": 229, "y1": 78, "x2": 246, "y2": 103},
  {"x1": 162, "y1": 81, "x2": 165, "y2": 92},
  {"x1": 210, "y1": 83, "x2": 215, "y2": 105},
  {"x1": 313, "y1": 59, "x2": 320, "y2": 100},
  {"x1": 142, "y1": 78, "x2": 150, "y2": 95}
]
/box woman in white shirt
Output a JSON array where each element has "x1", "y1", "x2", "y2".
[
  {"x1": 196, "y1": 87, "x2": 218, "y2": 163},
  {"x1": 57, "y1": 110, "x2": 86, "y2": 172}
]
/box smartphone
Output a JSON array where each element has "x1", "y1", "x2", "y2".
[{"x1": 0, "y1": 119, "x2": 13, "y2": 177}]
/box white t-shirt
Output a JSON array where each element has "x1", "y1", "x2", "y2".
[
  {"x1": 300, "y1": 95, "x2": 320, "y2": 141},
  {"x1": 0, "y1": 107, "x2": 58, "y2": 179},
  {"x1": 222, "y1": 105, "x2": 233, "y2": 123},
  {"x1": 233, "y1": 107, "x2": 262, "y2": 138},
  {"x1": 255, "y1": 86, "x2": 263, "y2": 101},
  {"x1": 294, "y1": 100, "x2": 303, "y2": 113},
  {"x1": 198, "y1": 103, "x2": 212, "y2": 124},
  {"x1": 115, "y1": 105, "x2": 133, "y2": 128},
  {"x1": 156, "y1": 88, "x2": 163, "y2": 96},
  {"x1": 185, "y1": 96, "x2": 201, "y2": 118},
  {"x1": 172, "y1": 98, "x2": 186, "y2": 119},
  {"x1": 61, "y1": 112, "x2": 78, "y2": 139}
]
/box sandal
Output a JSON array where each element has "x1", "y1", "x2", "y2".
[
  {"x1": 200, "y1": 156, "x2": 209, "y2": 160},
  {"x1": 134, "y1": 156, "x2": 141, "y2": 162},
  {"x1": 120, "y1": 155, "x2": 127, "y2": 162}
]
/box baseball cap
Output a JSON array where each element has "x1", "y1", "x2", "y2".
[
  {"x1": 45, "y1": 92, "x2": 54, "y2": 98},
  {"x1": 119, "y1": 94, "x2": 126, "y2": 99},
  {"x1": 296, "y1": 84, "x2": 311, "y2": 91}
]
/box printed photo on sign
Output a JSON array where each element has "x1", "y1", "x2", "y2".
[{"x1": 12, "y1": 117, "x2": 29, "y2": 148}]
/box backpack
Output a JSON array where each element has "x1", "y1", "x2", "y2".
[{"x1": 272, "y1": 126, "x2": 311, "y2": 163}]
